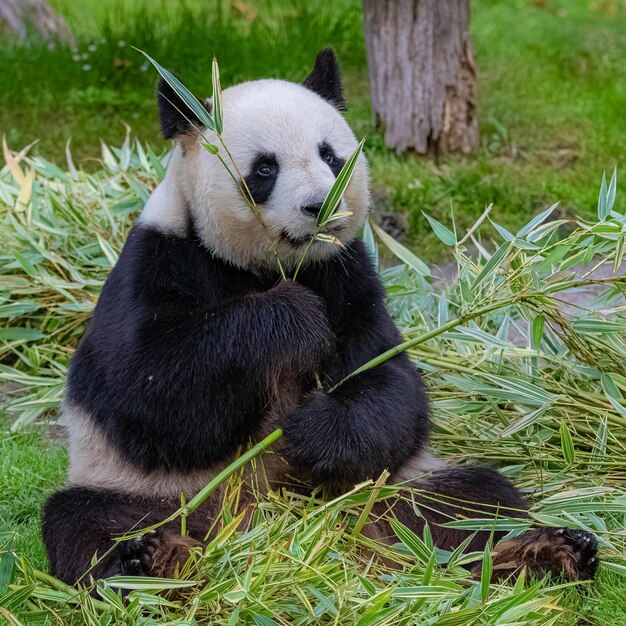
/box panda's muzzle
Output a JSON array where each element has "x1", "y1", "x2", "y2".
[
  {"x1": 301, "y1": 202, "x2": 323, "y2": 217},
  {"x1": 279, "y1": 223, "x2": 346, "y2": 247}
]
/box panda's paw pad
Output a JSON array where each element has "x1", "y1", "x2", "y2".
[
  {"x1": 149, "y1": 534, "x2": 203, "y2": 578},
  {"x1": 118, "y1": 532, "x2": 160, "y2": 575}
]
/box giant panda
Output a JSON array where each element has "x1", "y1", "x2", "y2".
[{"x1": 42, "y1": 50, "x2": 598, "y2": 586}]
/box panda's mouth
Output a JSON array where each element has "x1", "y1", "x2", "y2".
[
  {"x1": 280, "y1": 225, "x2": 346, "y2": 247},
  {"x1": 280, "y1": 232, "x2": 309, "y2": 247}
]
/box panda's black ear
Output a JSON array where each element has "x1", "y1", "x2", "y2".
[
  {"x1": 157, "y1": 76, "x2": 212, "y2": 140},
  {"x1": 303, "y1": 49, "x2": 347, "y2": 111}
]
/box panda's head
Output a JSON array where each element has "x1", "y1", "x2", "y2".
[{"x1": 140, "y1": 49, "x2": 369, "y2": 271}]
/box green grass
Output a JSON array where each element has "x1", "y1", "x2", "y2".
[
  {"x1": 0, "y1": 413, "x2": 67, "y2": 570},
  {"x1": 1, "y1": 138, "x2": 626, "y2": 624},
  {"x1": 2, "y1": 0, "x2": 626, "y2": 256}
]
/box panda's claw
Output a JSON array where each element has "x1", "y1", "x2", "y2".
[{"x1": 118, "y1": 533, "x2": 161, "y2": 576}]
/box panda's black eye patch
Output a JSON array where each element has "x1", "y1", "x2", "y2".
[
  {"x1": 322, "y1": 152, "x2": 336, "y2": 166},
  {"x1": 244, "y1": 154, "x2": 279, "y2": 205},
  {"x1": 319, "y1": 143, "x2": 345, "y2": 178}
]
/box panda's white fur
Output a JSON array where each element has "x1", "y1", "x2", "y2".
[
  {"x1": 140, "y1": 79, "x2": 369, "y2": 270},
  {"x1": 65, "y1": 398, "x2": 443, "y2": 498}
]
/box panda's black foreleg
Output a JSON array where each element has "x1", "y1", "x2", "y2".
[
  {"x1": 371, "y1": 466, "x2": 598, "y2": 582},
  {"x1": 42, "y1": 486, "x2": 204, "y2": 586},
  {"x1": 282, "y1": 354, "x2": 429, "y2": 488}
]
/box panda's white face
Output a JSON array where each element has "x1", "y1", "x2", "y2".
[
  {"x1": 140, "y1": 74, "x2": 369, "y2": 272},
  {"x1": 189, "y1": 79, "x2": 368, "y2": 269}
]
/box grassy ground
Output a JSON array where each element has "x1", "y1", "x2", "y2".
[
  {"x1": 2, "y1": 410, "x2": 625, "y2": 626},
  {"x1": 1, "y1": 0, "x2": 626, "y2": 257},
  {"x1": 0, "y1": 414, "x2": 66, "y2": 569}
]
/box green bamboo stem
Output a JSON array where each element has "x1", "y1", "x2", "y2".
[
  {"x1": 185, "y1": 428, "x2": 282, "y2": 514},
  {"x1": 292, "y1": 236, "x2": 316, "y2": 281},
  {"x1": 180, "y1": 492, "x2": 187, "y2": 537},
  {"x1": 328, "y1": 298, "x2": 515, "y2": 393},
  {"x1": 126, "y1": 428, "x2": 284, "y2": 539},
  {"x1": 328, "y1": 275, "x2": 626, "y2": 394}
]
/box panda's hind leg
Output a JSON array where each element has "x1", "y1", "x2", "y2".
[
  {"x1": 370, "y1": 466, "x2": 598, "y2": 582},
  {"x1": 42, "y1": 486, "x2": 203, "y2": 585},
  {"x1": 381, "y1": 465, "x2": 529, "y2": 553},
  {"x1": 472, "y1": 526, "x2": 598, "y2": 582}
]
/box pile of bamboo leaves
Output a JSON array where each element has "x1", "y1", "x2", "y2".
[{"x1": 1, "y1": 137, "x2": 625, "y2": 625}]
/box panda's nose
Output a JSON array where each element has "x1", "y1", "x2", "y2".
[{"x1": 301, "y1": 202, "x2": 323, "y2": 217}]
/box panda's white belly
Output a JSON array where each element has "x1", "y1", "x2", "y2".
[
  {"x1": 64, "y1": 400, "x2": 444, "y2": 498},
  {"x1": 63, "y1": 402, "x2": 230, "y2": 499},
  {"x1": 392, "y1": 449, "x2": 447, "y2": 484}
]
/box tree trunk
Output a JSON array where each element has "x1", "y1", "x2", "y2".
[
  {"x1": 0, "y1": 0, "x2": 73, "y2": 43},
  {"x1": 362, "y1": 0, "x2": 478, "y2": 156}
]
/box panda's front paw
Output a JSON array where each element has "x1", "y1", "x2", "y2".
[
  {"x1": 117, "y1": 532, "x2": 160, "y2": 576},
  {"x1": 282, "y1": 391, "x2": 363, "y2": 488},
  {"x1": 115, "y1": 531, "x2": 202, "y2": 579},
  {"x1": 268, "y1": 281, "x2": 335, "y2": 366}
]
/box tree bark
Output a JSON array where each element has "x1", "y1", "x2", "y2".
[
  {"x1": 0, "y1": 0, "x2": 73, "y2": 43},
  {"x1": 363, "y1": 0, "x2": 478, "y2": 156}
]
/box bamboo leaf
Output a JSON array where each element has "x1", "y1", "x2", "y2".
[
  {"x1": 601, "y1": 373, "x2": 626, "y2": 417},
  {"x1": 471, "y1": 241, "x2": 510, "y2": 289},
  {"x1": 573, "y1": 319, "x2": 626, "y2": 334},
  {"x1": 560, "y1": 420, "x2": 576, "y2": 465},
  {"x1": 598, "y1": 170, "x2": 609, "y2": 220},
  {"x1": 356, "y1": 604, "x2": 405, "y2": 626},
  {"x1": 104, "y1": 576, "x2": 197, "y2": 590},
  {"x1": 498, "y1": 406, "x2": 549, "y2": 438},
  {"x1": 317, "y1": 136, "x2": 365, "y2": 228},
  {"x1": 2, "y1": 135, "x2": 26, "y2": 185},
  {"x1": 212, "y1": 57, "x2": 223, "y2": 135},
  {"x1": 490, "y1": 220, "x2": 515, "y2": 241},
  {"x1": 441, "y1": 518, "x2": 531, "y2": 532},
  {"x1": 13, "y1": 252, "x2": 38, "y2": 278},
  {"x1": 325, "y1": 209, "x2": 353, "y2": 222},
  {"x1": 607, "y1": 166, "x2": 617, "y2": 214},
  {"x1": 601, "y1": 561, "x2": 626, "y2": 577},
  {"x1": 517, "y1": 202, "x2": 559, "y2": 238},
  {"x1": 373, "y1": 223, "x2": 430, "y2": 276},
  {"x1": 590, "y1": 414, "x2": 608, "y2": 469},
  {"x1": 251, "y1": 613, "x2": 280, "y2": 626},
  {"x1": 362, "y1": 220, "x2": 378, "y2": 268},
  {"x1": 390, "y1": 519, "x2": 432, "y2": 564},
  {"x1": 0, "y1": 533, "x2": 17, "y2": 596},
  {"x1": 137, "y1": 49, "x2": 214, "y2": 131},
  {"x1": 422, "y1": 212, "x2": 456, "y2": 246},
  {"x1": 531, "y1": 314, "x2": 545, "y2": 349},
  {"x1": 0, "y1": 328, "x2": 44, "y2": 341},
  {"x1": 96, "y1": 235, "x2": 119, "y2": 267},
  {"x1": 480, "y1": 543, "x2": 492, "y2": 602}
]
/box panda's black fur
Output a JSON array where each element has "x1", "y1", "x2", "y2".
[
  {"x1": 65, "y1": 225, "x2": 429, "y2": 480},
  {"x1": 42, "y1": 50, "x2": 598, "y2": 586}
]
